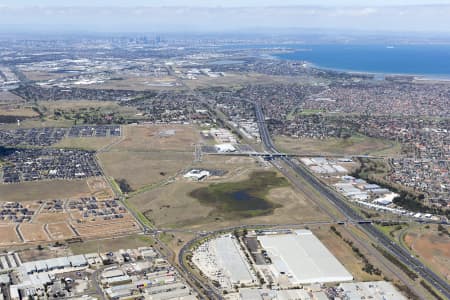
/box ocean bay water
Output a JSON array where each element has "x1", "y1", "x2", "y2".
[{"x1": 274, "y1": 44, "x2": 450, "y2": 77}]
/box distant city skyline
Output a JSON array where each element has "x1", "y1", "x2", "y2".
[{"x1": 2, "y1": 1, "x2": 450, "y2": 33}]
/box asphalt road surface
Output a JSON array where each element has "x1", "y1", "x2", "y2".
[{"x1": 254, "y1": 102, "x2": 450, "y2": 299}]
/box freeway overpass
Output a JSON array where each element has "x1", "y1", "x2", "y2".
[{"x1": 254, "y1": 102, "x2": 450, "y2": 299}]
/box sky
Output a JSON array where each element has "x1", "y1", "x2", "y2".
[{"x1": 2, "y1": 1, "x2": 450, "y2": 33}]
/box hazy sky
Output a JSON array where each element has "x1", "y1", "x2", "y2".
[{"x1": 2, "y1": 0, "x2": 450, "y2": 33}]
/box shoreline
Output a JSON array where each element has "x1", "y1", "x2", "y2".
[{"x1": 272, "y1": 52, "x2": 450, "y2": 82}]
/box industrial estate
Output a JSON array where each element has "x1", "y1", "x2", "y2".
[{"x1": 0, "y1": 29, "x2": 449, "y2": 300}]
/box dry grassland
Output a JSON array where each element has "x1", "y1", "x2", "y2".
[
  {"x1": 19, "y1": 223, "x2": 50, "y2": 242},
  {"x1": 404, "y1": 225, "x2": 450, "y2": 281},
  {"x1": 39, "y1": 100, "x2": 139, "y2": 115},
  {"x1": 130, "y1": 155, "x2": 328, "y2": 230},
  {"x1": 0, "y1": 180, "x2": 91, "y2": 202},
  {"x1": 98, "y1": 124, "x2": 201, "y2": 191},
  {"x1": 47, "y1": 223, "x2": 76, "y2": 240},
  {"x1": 275, "y1": 135, "x2": 402, "y2": 157},
  {"x1": 114, "y1": 125, "x2": 199, "y2": 152},
  {"x1": 2, "y1": 118, "x2": 73, "y2": 129},
  {"x1": 87, "y1": 177, "x2": 115, "y2": 200},
  {"x1": 72, "y1": 216, "x2": 140, "y2": 238},
  {"x1": 69, "y1": 234, "x2": 154, "y2": 255},
  {"x1": 0, "y1": 107, "x2": 38, "y2": 117},
  {"x1": 313, "y1": 225, "x2": 383, "y2": 282},
  {"x1": 99, "y1": 151, "x2": 193, "y2": 190},
  {"x1": 0, "y1": 225, "x2": 21, "y2": 245},
  {"x1": 34, "y1": 212, "x2": 71, "y2": 224}
]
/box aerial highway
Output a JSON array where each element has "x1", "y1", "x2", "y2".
[{"x1": 254, "y1": 102, "x2": 450, "y2": 299}]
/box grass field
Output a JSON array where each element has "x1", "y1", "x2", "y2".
[
  {"x1": 113, "y1": 125, "x2": 199, "y2": 152},
  {"x1": 0, "y1": 180, "x2": 91, "y2": 202},
  {"x1": 98, "y1": 124, "x2": 201, "y2": 192},
  {"x1": 1, "y1": 100, "x2": 141, "y2": 129},
  {"x1": 404, "y1": 225, "x2": 450, "y2": 281},
  {"x1": 19, "y1": 223, "x2": 50, "y2": 242},
  {"x1": 70, "y1": 234, "x2": 154, "y2": 255},
  {"x1": 0, "y1": 225, "x2": 21, "y2": 245},
  {"x1": 129, "y1": 157, "x2": 328, "y2": 230},
  {"x1": 189, "y1": 171, "x2": 287, "y2": 218},
  {"x1": 0, "y1": 107, "x2": 37, "y2": 118},
  {"x1": 39, "y1": 100, "x2": 139, "y2": 116},
  {"x1": 2, "y1": 118, "x2": 73, "y2": 129},
  {"x1": 275, "y1": 134, "x2": 402, "y2": 157},
  {"x1": 99, "y1": 151, "x2": 193, "y2": 191}
]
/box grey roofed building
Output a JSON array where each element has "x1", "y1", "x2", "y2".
[{"x1": 68, "y1": 255, "x2": 88, "y2": 267}]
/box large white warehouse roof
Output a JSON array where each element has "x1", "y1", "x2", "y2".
[{"x1": 258, "y1": 230, "x2": 353, "y2": 284}]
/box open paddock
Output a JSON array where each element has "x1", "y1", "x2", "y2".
[
  {"x1": 97, "y1": 124, "x2": 203, "y2": 192},
  {"x1": 112, "y1": 124, "x2": 200, "y2": 152},
  {"x1": 69, "y1": 234, "x2": 154, "y2": 255},
  {"x1": 275, "y1": 135, "x2": 402, "y2": 157},
  {"x1": 0, "y1": 225, "x2": 21, "y2": 245},
  {"x1": 39, "y1": 100, "x2": 140, "y2": 116},
  {"x1": 131, "y1": 166, "x2": 329, "y2": 230},
  {"x1": 19, "y1": 223, "x2": 50, "y2": 242},
  {"x1": 99, "y1": 150, "x2": 193, "y2": 191},
  {"x1": 86, "y1": 177, "x2": 115, "y2": 200},
  {"x1": 0, "y1": 180, "x2": 91, "y2": 202},
  {"x1": 47, "y1": 223, "x2": 76, "y2": 240},
  {"x1": 0, "y1": 107, "x2": 37, "y2": 118},
  {"x1": 404, "y1": 225, "x2": 450, "y2": 281},
  {"x1": 34, "y1": 212, "x2": 71, "y2": 224},
  {"x1": 72, "y1": 217, "x2": 140, "y2": 238}
]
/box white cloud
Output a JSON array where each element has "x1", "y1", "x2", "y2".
[{"x1": 1, "y1": 4, "x2": 450, "y2": 33}]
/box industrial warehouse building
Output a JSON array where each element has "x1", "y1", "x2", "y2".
[{"x1": 258, "y1": 230, "x2": 353, "y2": 285}]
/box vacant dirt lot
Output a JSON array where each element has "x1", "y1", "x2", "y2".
[
  {"x1": 72, "y1": 217, "x2": 140, "y2": 238},
  {"x1": 0, "y1": 225, "x2": 21, "y2": 245},
  {"x1": 87, "y1": 177, "x2": 115, "y2": 200},
  {"x1": 404, "y1": 225, "x2": 450, "y2": 281},
  {"x1": 70, "y1": 234, "x2": 154, "y2": 255},
  {"x1": 0, "y1": 180, "x2": 91, "y2": 202},
  {"x1": 19, "y1": 223, "x2": 50, "y2": 242},
  {"x1": 47, "y1": 223, "x2": 76, "y2": 240},
  {"x1": 34, "y1": 212, "x2": 71, "y2": 224}
]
